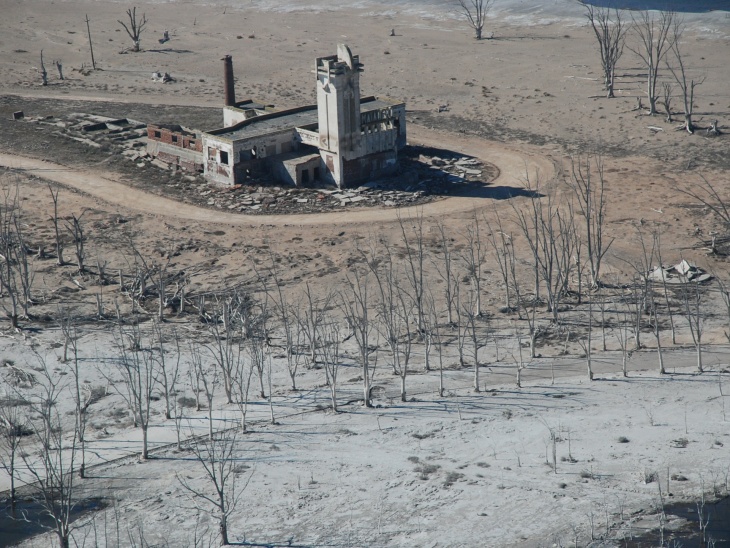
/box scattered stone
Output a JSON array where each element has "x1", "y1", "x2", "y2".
[{"x1": 647, "y1": 260, "x2": 713, "y2": 284}]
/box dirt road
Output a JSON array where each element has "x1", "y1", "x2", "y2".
[{"x1": 0, "y1": 126, "x2": 555, "y2": 227}]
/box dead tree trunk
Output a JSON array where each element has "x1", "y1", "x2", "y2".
[
  {"x1": 118, "y1": 7, "x2": 148, "y2": 52},
  {"x1": 666, "y1": 19, "x2": 703, "y2": 134},
  {"x1": 582, "y1": 3, "x2": 627, "y2": 99},
  {"x1": 39, "y1": 50, "x2": 48, "y2": 86},
  {"x1": 628, "y1": 10, "x2": 675, "y2": 115}
]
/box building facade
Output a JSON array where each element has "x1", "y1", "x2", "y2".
[{"x1": 202, "y1": 44, "x2": 406, "y2": 188}]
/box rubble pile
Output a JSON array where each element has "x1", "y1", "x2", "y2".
[
  {"x1": 646, "y1": 260, "x2": 713, "y2": 284},
  {"x1": 25, "y1": 112, "x2": 148, "y2": 159},
  {"x1": 178, "y1": 150, "x2": 495, "y2": 215},
  {"x1": 17, "y1": 113, "x2": 496, "y2": 215}
]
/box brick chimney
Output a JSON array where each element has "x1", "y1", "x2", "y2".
[{"x1": 222, "y1": 55, "x2": 236, "y2": 107}]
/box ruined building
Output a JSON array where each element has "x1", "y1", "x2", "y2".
[
  {"x1": 146, "y1": 124, "x2": 203, "y2": 172},
  {"x1": 149, "y1": 45, "x2": 406, "y2": 188}
]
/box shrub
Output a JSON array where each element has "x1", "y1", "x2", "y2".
[
  {"x1": 444, "y1": 472, "x2": 464, "y2": 487},
  {"x1": 642, "y1": 469, "x2": 658, "y2": 484},
  {"x1": 414, "y1": 462, "x2": 440, "y2": 480},
  {"x1": 177, "y1": 396, "x2": 197, "y2": 408}
]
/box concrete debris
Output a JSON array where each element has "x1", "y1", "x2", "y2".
[
  {"x1": 647, "y1": 260, "x2": 713, "y2": 284},
  {"x1": 152, "y1": 71, "x2": 174, "y2": 83},
  {"x1": 21, "y1": 111, "x2": 493, "y2": 216}
]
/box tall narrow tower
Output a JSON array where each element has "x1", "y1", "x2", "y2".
[{"x1": 316, "y1": 44, "x2": 363, "y2": 168}]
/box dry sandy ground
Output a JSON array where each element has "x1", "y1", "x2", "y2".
[{"x1": 1, "y1": 0, "x2": 730, "y2": 546}]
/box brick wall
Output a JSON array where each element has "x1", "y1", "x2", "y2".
[{"x1": 147, "y1": 125, "x2": 202, "y2": 152}]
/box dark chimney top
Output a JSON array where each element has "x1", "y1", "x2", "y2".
[{"x1": 222, "y1": 55, "x2": 236, "y2": 107}]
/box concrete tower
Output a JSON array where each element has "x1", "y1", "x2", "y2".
[{"x1": 315, "y1": 44, "x2": 363, "y2": 186}]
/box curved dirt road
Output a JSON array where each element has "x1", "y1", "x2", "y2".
[{"x1": 0, "y1": 127, "x2": 555, "y2": 227}]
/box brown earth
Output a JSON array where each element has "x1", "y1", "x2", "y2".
[{"x1": 2, "y1": 2, "x2": 730, "y2": 546}]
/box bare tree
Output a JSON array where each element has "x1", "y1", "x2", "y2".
[
  {"x1": 567, "y1": 154, "x2": 613, "y2": 288},
  {"x1": 39, "y1": 50, "x2": 48, "y2": 86},
  {"x1": 60, "y1": 320, "x2": 93, "y2": 478},
  {"x1": 49, "y1": 184, "x2": 65, "y2": 266},
  {"x1": 462, "y1": 288, "x2": 483, "y2": 391},
  {"x1": 20, "y1": 359, "x2": 79, "y2": 548},
  {"x1": 54, "y1": 59, "x2": 64, "y2": 80},
  {"x1": 340, "y1": 268, "x2": 374, "y2": 407},
  {"x1": 665, "y1": 18, "x2": 703, "y2": 134},
  {"x1": 398, "y1": 210, "x2": 427, "y2": 333},
  {"x1": 660, "y1": 82, "x2": 674, "y2": 122},
  {"x1": 177, "y1": 430, "x2": 249, "y2": 546},
  {"x1": 393, "y1": 279, "x2": 414, "y2": 402},
  {"x1": 364, "y1": 241, "x2": 399, "y2": 376},
  {"x1": 205, "y1": 289, "x2": 261, "y2": 405},
  {"x1": 674, "y1": 174, "x2": 730, "y2": 230},
  {"x1": 647, "y1": 286, "x2": 666, "y2": 375},
  {"x1": 513, "y1": 184, "x2": 576, "y2": 324},
  {"x1": 614, "y1": 281, "x2": 632, "y2": 377},
  {"x1": 191, "y1": 345, "x2": 218, "y2": 441},
  {"x1": 368, "y1": 240, "x2": 414, "y2": 402},
  {"x1": 0, "y1": 185, "x2": 22, "y2": 328},
  {"x1": 295, "y1": 284, "x2": 333, "y2": 367},
  {"x1": 622, "y1": 230, "x2": 657, "y2": 352},
  {"x1": 512, "y1": 327, "x2": 527, "y2": 388},
  {"x1": 681, "y1": 280, "x2": 705, "y2": 373},
  {"x1": 104, "y1": 325, "x2": 159, "y2": 460},
  {"x1": 432, "y1": 221, "x2": 456, "y2": 325},
  {"x1": 320, "y1": 320, "x2": 342, "y2": 412},
  {"x1": 654, "y1": 233, "x2": 677, "y2": 345},
  {"x1": 629, "y1": 10, "x2": 676, "y2": 115},
  {"x1": 232, "y1": 344, "x2": 254, "y2": 433},
  {"x1": 457, "y1": 0, "x2": 494, "y2": 40},
  {"x1": 262, "y1": 253, "x2": 301, "y2": 391},
  {"x1": 153, "y1": 321, "x2": 181, "y2": 420},
  {"x1": 426, "y1": 290, "x2": 446, "y2": 397},
  {"x1": 118, "y1": 7, "x2": 148, "y2": 52},
  {"x1": 485, "y1": 208, "x2": 514, "y2": 310},
  {"x1": 248, "y1": 334, "x2": 268, "y2": 401},
  {"x1": 65, "y1": 213, "x2": 86, "y2": 274},
  {"x1": 461, "y1": 213, "x2": 487, "y2": 316},
  {"x1": 510, "y1": 250, "x2": 541, "y2": 359},
  {"x1": 576, "y1": 298, "x2": 594, "y2": 380},
  {"x1": 580, "y1": 2, "x2": 627, "y2": 98},
  {"x1": 718, "y1": 277, "x2": 730, "y2": 345},
  {"x1": 454, "y1": 280, "x2": 469, "y2": 367},
  {"x1": 0, "y1": 397, "x2": 29, "y2": 516},
  {"x1": 10, "y1": 202, "x2": 35, "y2": 319},
  {"x1": 206, "y1": 309, "x2": 242, "y2": 406}
]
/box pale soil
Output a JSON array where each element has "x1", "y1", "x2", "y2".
[{"x1": 1, "y1": 0, "x2": 730, "y2": 546}]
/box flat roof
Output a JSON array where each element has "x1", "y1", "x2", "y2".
[{"x1": 205, "y1": 97, "x2": 401, "y2": 143}]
